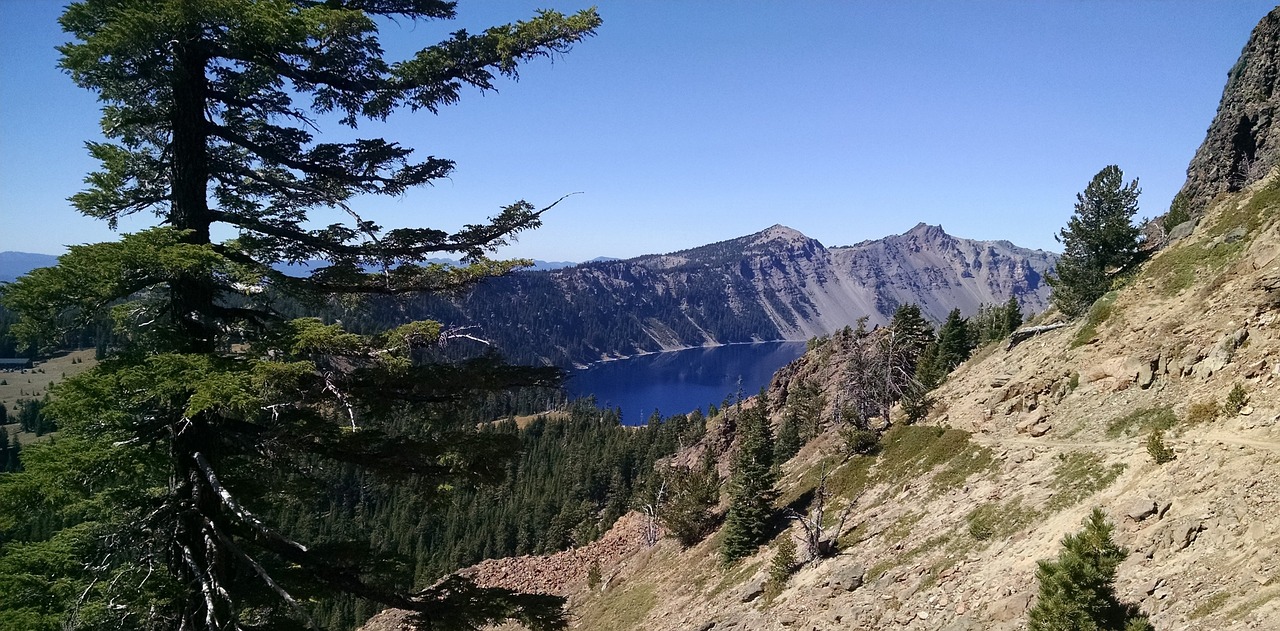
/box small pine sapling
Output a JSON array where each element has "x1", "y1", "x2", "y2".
[
  {"x1": 1225, "y1": 383, "x2": 1248, "y2": 416},
  {"x1": 1146, "y1": 429, "x2": 1175, "y2": 465}
]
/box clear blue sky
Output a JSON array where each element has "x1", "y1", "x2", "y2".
[{"x1": 2, "y1": 2, "x2": 1276, "y2": 261}]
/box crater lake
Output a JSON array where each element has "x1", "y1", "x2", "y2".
[{"x1": 566, "y1": 341, "x2": 807, "y2": 424}]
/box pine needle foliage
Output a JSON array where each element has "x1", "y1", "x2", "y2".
[
  {"x1": 0, "y1": 2, "x2": 600, "y2": 630},
  {"x1": 1028, "y1": 508, "x2": 1153, "y2": 631},
  {"x1": 721, "y1": 404, "x2": 776, "y2": 565},
  {"x1": 1048, "y1": 166, "x2": 1142, "y2": 318}
]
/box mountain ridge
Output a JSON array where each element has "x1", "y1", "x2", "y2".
[{"x1": 415, "y1": 223, "x2": 1055, "y2": 366}]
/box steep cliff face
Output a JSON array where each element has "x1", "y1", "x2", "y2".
[
  {"x1": 419, "y1": 224, "x2": 1055, "y2": 365},
  {"x1": 1178, "y1": 7, "x2": 1280, "y2": 215}
]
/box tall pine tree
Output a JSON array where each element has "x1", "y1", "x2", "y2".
[
  {"x1": 721, "y1": 403, "x2": 776, "y2": 564},
  {"x1": 0, "y1": 2, "x2": 599, "y2": 630},
  {"x1": 1048, "y1": 165, "x2": 1141, "y2": 317}
]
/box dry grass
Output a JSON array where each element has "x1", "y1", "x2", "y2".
[{"x1": 0, "y1": 349, "x2": 97, "y2": 443}]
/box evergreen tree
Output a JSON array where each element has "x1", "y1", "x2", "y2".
[
  {"x1": 888, "y1": 303, "x2": 934, "y2": 364},
  {"x1": 936, "y1": 308, "x2": 971, "y2": 372},
  {"x1": 721, "y1": 404, "x2": 776, "y2": 564},
  {"x1": 1028, "y1": 508, "x2": 1152, "y2": 631},
  {"x1": 881, "y1": 303, "x2": 935, "y2": 424},
  {"x1": 773, "y1": 415, "x2": 802, "y2": 465},
  {"x1": 658, "y1": 451, "x2": 720, "y2": 548},
  {"x1": 0, "y1": 2, "x2": 599, "y2": 630},
  {"x1": 1048, "y1": 165, "x2": 1142, "y2": 317},
  {"x1": 1003, "y1": 295, "x2": 1024, "y2": 335}
]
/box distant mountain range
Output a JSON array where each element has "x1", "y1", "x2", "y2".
[
  {"x1": 2, "y1": 226, "x2": 1056, "y2": 367},
  {"x1": 403, "y1": 223, "x2": 1057, "y2": 366},
  {"x1": 0, "y1": 252, "x2": 57, "y2": 283},
  {"x1": 0, "y1": 251, "x2": 611, "y2": 284}
]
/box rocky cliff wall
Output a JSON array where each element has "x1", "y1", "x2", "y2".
[{"x1": 1178, "y1": 7, "x2": 1280, "y2": 216}]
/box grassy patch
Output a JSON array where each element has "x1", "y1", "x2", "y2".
[
  {"x1": 1227, "y1": 585, "x2": 1279, "y2": 619},
  {"x1": 578, "y1": 583, "x2": 658, "y2": 630},
  {"x1": 967, "y1": 497, "x2": 1038, "y2": 542},
  {"x1": 705, "y1": 558, "x2": 762, "y2": 600},
  {"x1": 931, "y1": 442, "x2": 998, "y2": 493},
  {"x1": 824, "y1": 454, "x2": 873, "y2": 500},
  {"x1": 1211, "y1": 178, "x2": 1280, "y2": 239},
  {"x1": 1070, "y1": 291, "x2": 1119, "y2": 348},
  {"x1": 1104, "y1": 406, "x2": 1178, "y2": 439},
  {"x1": 1144, "y1": 179, "x2": 1280, "y2": 296},
  {"x1": 1191, "y1": 591, "x2": 1232, "y2": 619},
  {"x1": 1145, "y1": 240, "x2": 1246, "y2": 296},
  {"x1": 872, "y1": 425, "x2": 977, "y2": 487},
  {"x1": 882, "y1": 512, "x2": 924, "y2": 546},
  {"x1": 0, "y1": 349, "x2": 97, "y2": 412},
  {"x1": 1045, "y1": 452, "x2": 1126, "y2": 512},
  {"x1": 865, "y1": 533, "x2": 951, "y2": 583}
]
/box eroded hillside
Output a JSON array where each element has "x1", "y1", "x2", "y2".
[{"x1": 364, "y1": 172, "x2": 1280, "y2": 631}]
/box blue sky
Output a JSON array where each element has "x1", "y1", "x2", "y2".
[{"x1": 1, "y1": 2, "x2": 1276, "y2": 261}]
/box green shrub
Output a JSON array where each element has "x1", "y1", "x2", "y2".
[
  {"x1": 1146, "y1": 430, "x2": 1175, "y2": 465},
  {"x1": 839, "y1": 426, "x2": 879, "y2": 455},
  {"x1": 1070, "y1": 291, "x2": 1119, "y2": 348},
  {"x1": 587, "y1": 559, "x2": 602, "y2": 590},
  {"x1": 765, "y1": 534, "x2": 798, "y2": 599},
  {"x1": 1163, "y1": 192, "x2": 1191, "y2": 232},
  {"x1": 1225, "y1": 383, "x2": 1248, "y2": 416}
]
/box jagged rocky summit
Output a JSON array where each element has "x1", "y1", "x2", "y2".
[{"x1": 413, "y1": 223, "x2": 1055, "y2": 366}]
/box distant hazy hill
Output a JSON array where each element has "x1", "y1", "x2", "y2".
[
  {"x1": 0, "y1": 251, "x2": 584, "y2": 284},
  {"x1": 406, "y1": 223, "x2": 1056, "y2": 366},
  {"x1": 0, "y1": 252, "x2": 57, "y2": 283}
]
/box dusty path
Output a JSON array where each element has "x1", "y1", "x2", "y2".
[{"x1": 973, "y1": 429, "x2": 1280, "y2": 454}]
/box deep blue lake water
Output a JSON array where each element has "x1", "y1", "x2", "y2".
[{"x1": 566, "y1": 342, "x2": 807, "y2": 425}]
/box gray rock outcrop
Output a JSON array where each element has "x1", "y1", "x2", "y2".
[{"x1": 1177, "y1": 7, "x2": 1280, "y2": 215}]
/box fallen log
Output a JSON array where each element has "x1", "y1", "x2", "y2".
[{"x1": 1006, "y1": 323, "x2": 1070, "y2": 350}]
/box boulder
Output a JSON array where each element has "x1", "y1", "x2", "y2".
[
  {"x1": 1029, "y1": 421, "x2": 1052, "y2": 437},
  {"x1": 1167, "y1": 220, "x2": 1196, "y2": 242},
  {"x1": 987, "y1": 591, "x2": 1032, "y2": 622},
  {"x1": 1136, "y1": 358, "x2": 1156, "y2": 389},
  {"x1": 1126, "y1": 498, "x2": 1160, "y2": 522},
  {"x1": 827, "y1": 562, "x2": 865, "y2": 592},
  {"x1": 739, "y1": 577, "x2": 766, "y2": 603}
]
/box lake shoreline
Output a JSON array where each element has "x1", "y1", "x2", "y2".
[{"x1": 571, "y1": 338, "x2": 806, "y2": 370}]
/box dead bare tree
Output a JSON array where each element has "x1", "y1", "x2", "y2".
[
  {"x1": 784, "y1": 461, "x2": 860, "y2": 562},
  {"x1": 640, "y1": 479, "x2": 666, "y2": 547}
]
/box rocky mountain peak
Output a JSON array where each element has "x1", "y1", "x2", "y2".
[
  {"x1": 744, "y1": 224, "x2": 818, "y2": 250},
  {"x1": 1178, "y1": 7, "x2": 1280, "y2": 215}
]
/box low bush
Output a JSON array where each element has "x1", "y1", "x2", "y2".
[{"x1": 1186, "y1": 400, "x2": 1220, "y2": 424}]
